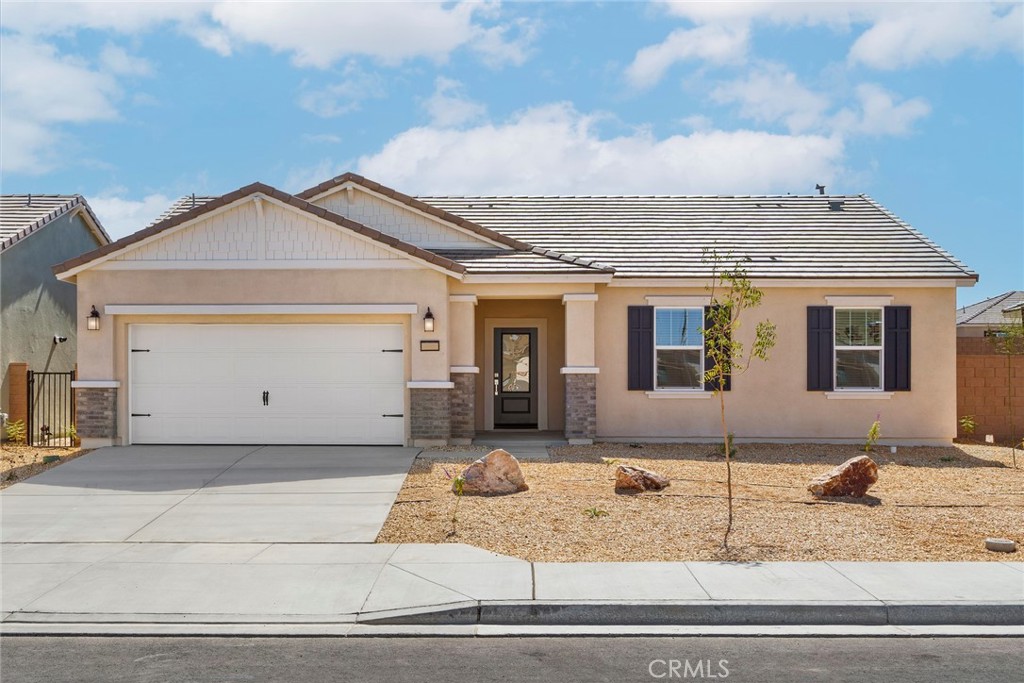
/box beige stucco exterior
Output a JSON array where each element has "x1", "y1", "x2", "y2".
[
  {"x1": 65, "y1": 184, "x2": 963, "y2": 447},
  {"x1": 592, "y1": 283, "x2": 957, "y2": 444}
]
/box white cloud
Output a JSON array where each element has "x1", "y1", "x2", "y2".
[
  {"x1": 88, "y1": 192, "x2": 177, "y2": 239},
  {"x1": 1, "y1": 2, "x2": 538, "y2": 69},
  {"x1": 831, "y1": 84, "x2": 931, "y2": 136},
  {"x1": 298, "y1": 63, "x2": 386, "y2": 118},
  {"x1": 208, "y1": 1, "x2": 533, "y2": 68},
  {"x1": 848, "y1": 3, "x2": 1023, "y2": 69},
  {"x1": 303, "y1": 133, "x2": 343, "y2": 145},
  {"x1": 711, "y1": 64, "x2": 830, "y2": 133},
  {"x1": 0, "y1": 1, "x2": 210, "y2": 36},
  {"x1": 422, "y1": 77, "x2": 487, "y2": 127},
  {"x1": 654, "y1": 1, "x2": 1022, "y2": 72},
  {"x1": 99, "y1": 44, "x2": 153, "y2": 76},
  {"x1": 626, "y1": 24, "x2": 748, "y2": 89},
  {"x1": 355, "y1": 102, "x2": 843, "y2": 195},
  {"x1": 0, "y1": 35, "x2": 123, "y2": 174}
]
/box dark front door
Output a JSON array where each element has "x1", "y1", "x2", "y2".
[{"x1": 493, "y1": 328, "x2": 538, "y2": 427}]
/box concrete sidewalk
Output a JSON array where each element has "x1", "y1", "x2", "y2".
[{"x1": 2, "y1": 541, "x2": 1021, "y2": 634}]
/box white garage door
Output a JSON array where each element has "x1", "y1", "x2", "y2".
[{"x1": 129, "y1": 324, "x2": 405, "y2": 445}]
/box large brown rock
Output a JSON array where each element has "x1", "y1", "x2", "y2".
[
  {"x1": 615, "y1": 465, "x2": 670, "y2": 492},
  {"x1": 457, "y1": 449, "x2": 529, "y2": 495},
  {"x1": 808, "y1": 455, "x2": 879, "y2": 498}
]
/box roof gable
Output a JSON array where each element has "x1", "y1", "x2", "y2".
[
  {"x1": 1, "y1": 194, "x2": 111, "y2": 253},
  {"x1": 54, "y1": 183, "x2": 466, "y2": 279},
  {"x1": 298, "y1": 173, "x2": 530, "y2": 251},
  {"x1": 957, "y1": 291, "x2": 1024, "y2": 326}
]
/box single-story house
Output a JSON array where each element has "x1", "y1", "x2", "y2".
[
  {"x1": 955, "y1": 291, "x2": 1023, "y2": 442},
  {"x1": 1, "y1": 194, "x2": 111, "y2": 437},
  {"x1": 53, "y1": 174, "x2": 977, "y2": 449}
]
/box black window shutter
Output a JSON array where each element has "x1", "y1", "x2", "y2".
[
  {"x1": 807, "y1": 306, "x2": 834, "y2": 391},
  {"x1": 703, "y1": 305, "x2": 731, "y2": 391},
  {"x1": 884, "y1": 306, "x2": 911, "y2": 391},
  {"x1": 627, "y1": 306, "x2": 654, "y2": 390}
]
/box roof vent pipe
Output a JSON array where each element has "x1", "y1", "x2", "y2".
[
  {"x1": 26, "y1": 193, "x2": 31, "y2": 206},
  {"x1": 191, "y1": 193, "x2": 196, "y2": 208},
  {"x1": 815, "y1": 184, "x2": 826, "y2": 195}
]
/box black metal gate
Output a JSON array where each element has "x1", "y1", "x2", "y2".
[{"x1": 26, "y1": 370, "x2": 76, "y2": 447}]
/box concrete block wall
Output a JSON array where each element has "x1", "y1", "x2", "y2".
[{"x1": 956, "y1": 338, "x2": 1024, "y2": 443}]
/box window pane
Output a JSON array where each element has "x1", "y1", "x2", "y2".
[
  {"x1": 836, "y1": 350, "x2": 881, "y2": 389},
  {"x1": 655, "y1": 308, "x2": 703, "y2": 347},
  {"x1": 656, "y1": 349, "x2": 702, "y2": 389},
  {"x1": 835, "y1": 309, "x2": 882, "y2": 346},
  {"x1": 501, "y1": 333, "x2": 530, "y2": 392}
]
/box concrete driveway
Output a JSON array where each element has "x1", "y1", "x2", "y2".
[{"x1": 1, "y1": 445, "x2": 419, "y2": 543}]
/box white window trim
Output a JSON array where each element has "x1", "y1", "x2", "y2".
[
  {"x1": 653, "y1": 306, "x2": 705, "y2": 392},
  {"x1": 834, "y1": 307, "x2": 884, "y2": 392}
]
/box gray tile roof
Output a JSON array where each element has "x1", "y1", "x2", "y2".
[
  {"x1": 418, "y1": 194, "x2": 978, "y2": 280},
  {"x1": 149, "y1": 195, "x2": 218, "y2": 226},
  {"x1": 1, "y1": 194, "x2": 110, "y2": 253},
  {"x1": 432, "y1": 249, "x2": 611, "y2": 275},
  {"x1": 956, "y1": 291, "x2": 1024, "y2": 326}
]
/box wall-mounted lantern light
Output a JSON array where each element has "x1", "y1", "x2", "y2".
[
  {"x1": 87, "y1": 305, "x2": 101, "y2": 331},
  {"x1": 423, "y1": 307, "x2": 435, "y2": 333}
]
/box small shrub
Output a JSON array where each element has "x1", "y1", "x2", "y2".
[
  {"x1": 717, "y1": 433, "x2": 737, "y2": 459},
  {"x1": 864, "y1": 415, "x2": 882, "y2": 453},
  {"x1": 4, "y1": 419, "x2": 26, "y2": 444},
  {"x1": 958, "y1": 415, "x2": 976, "y2": 437},
  {"x1": 584, "y1": 507, "x2": 609, "y2": 519}
]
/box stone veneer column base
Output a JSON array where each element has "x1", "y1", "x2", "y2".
[
  {"x1": 76, "y1": 387, "x2": 118, "y2": 444},
  {"x1": 409, "y1": 387, "x2": 451, "y2": 447},
  {"x1": 564, "y1": 373, "x2": 597, "y2": 444},
  {"x1": 449, "y1": 373, "x2": 476, "y2": 445}
]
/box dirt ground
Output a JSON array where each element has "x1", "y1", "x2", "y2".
[
  {"x1": 0, "y1": 444, "x2": 90, "y2": 490},
  {"x1": 378, "y1": 443, "x2": 1023, "y2": 562}
]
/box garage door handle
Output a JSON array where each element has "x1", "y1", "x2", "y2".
[
  {"x1": 382, "y1": 414, "x2": 403, "y2": 418},
  {"x1": 131, "y1": 413, "x2": 151, "y2": 417},
  {"x1": 262, "y1": 390, "x2": 269, "y2": 406}
]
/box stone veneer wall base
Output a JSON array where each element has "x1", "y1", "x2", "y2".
[
  {"x1": 449, "y1": 373, "x2": 476, "y2": 441},
  {"x1": 564, "y1": 373, "x2": 597, "y2": 443},
  {"x1": 76, "y1": 387, "x2": 118, "y2": 440},
  {"x1": 410, "y1": 387, "x2": 452, "y2": 446}
]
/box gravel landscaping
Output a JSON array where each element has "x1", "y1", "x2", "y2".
[
  {"x1": 0, "y1": 444, "x2": 89, "y2": 490},
  {"x1": 378, "y1": 443, "x2": 1022, "y2": 562}
]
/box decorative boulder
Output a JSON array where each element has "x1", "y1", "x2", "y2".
[
  {"x1": 457, "y1": 449, "x2": 529, "y2": 495},
  {"x1": 615, "y1": 465, "x2": 670, "y2": 492},
  {"x1": 808, "y1": 455, "x2": 879, "y2": 498}
]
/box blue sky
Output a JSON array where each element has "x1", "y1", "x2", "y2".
[{"x1": 1, "y1": 1, "x2": 1021, "y2": 304}]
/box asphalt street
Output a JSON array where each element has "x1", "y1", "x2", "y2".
[{"x1": 1, "y1": 636, "x2": 1021, "y2": 683}]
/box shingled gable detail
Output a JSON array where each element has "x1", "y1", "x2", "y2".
[
  {"x1": 297, "y1": 172, "x2": 529, "y2": 252},
  {"x1": 52, "y1": 183, "x2": 468, "y2": 279}
]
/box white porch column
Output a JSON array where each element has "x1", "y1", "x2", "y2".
[{"x1": 562, "y1": 293, "x2": 599, "y2": 444}]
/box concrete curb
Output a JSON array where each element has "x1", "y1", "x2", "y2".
[{"x1": 360, "y1": 600, "x2": 1024, "y2": 627}]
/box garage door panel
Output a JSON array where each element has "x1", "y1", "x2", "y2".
[{"x1": 130, "y1": 324, "x2": 406, "y2": 445}]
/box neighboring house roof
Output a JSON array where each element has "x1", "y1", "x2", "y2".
[
  {"x1": 52, "y1": 183, "x2": 470, "y2": 277},
  {"x1": 956, "y1": 291, "x2": 1024, "y2": 326},
  {"x1": 421, "y1": 194, "x2": 978, "y2": 280},
  {"x1": 0, "y1": 194, "x2": 111, "y2": 253}
]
